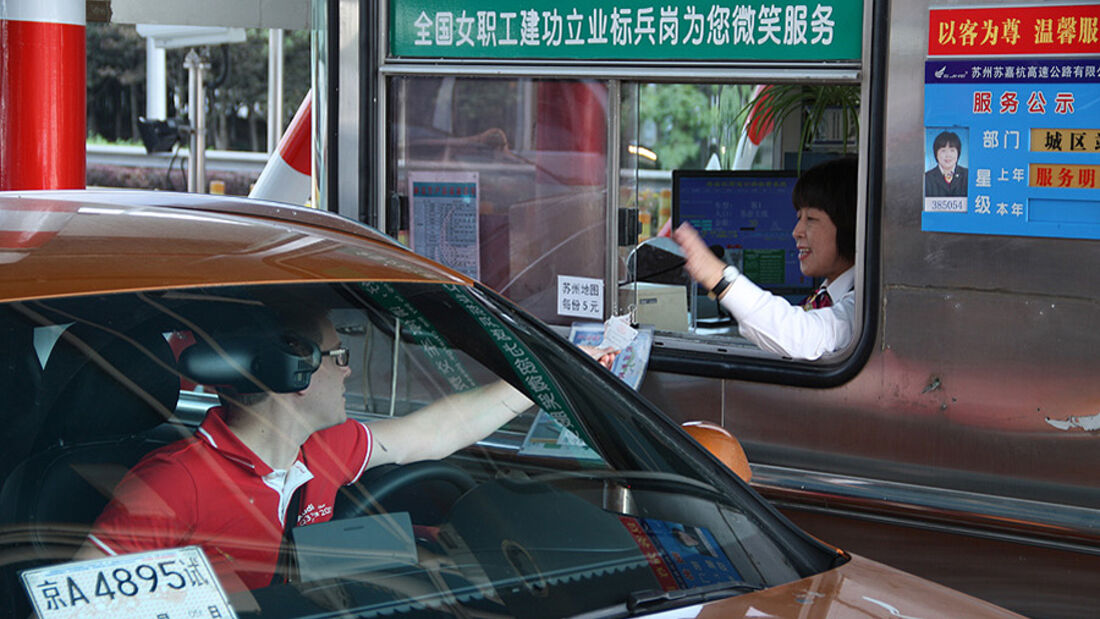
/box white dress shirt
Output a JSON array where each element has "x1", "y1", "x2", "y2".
[{"x1": 718, "y1": 267, "x2": 855, "y2": 361}]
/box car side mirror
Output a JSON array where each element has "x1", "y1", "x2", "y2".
[{"x1": 680, "y1": 421, "x2": 752, "y2": 483}]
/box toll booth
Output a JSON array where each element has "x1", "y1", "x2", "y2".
[{"x1": 307, "y1": 2, "x2": 1100, "y2": 615}]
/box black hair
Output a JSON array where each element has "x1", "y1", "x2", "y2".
[
  {"x1": 273, "y1": 306, "x2": 325, "y2": 348},
  {"x1": 791, "y1": 156, "x2": 858, "y2": 263},
  {"x1": 932, "y1": 130, "x2": 962, "y2": 154}
]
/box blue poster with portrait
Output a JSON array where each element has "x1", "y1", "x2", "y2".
[
  {"x1": 923, "y1": 57, "x2": 1100, "y2": 239},
  {"x1": 637, "y1": 518, "x2": 742, "y2": 590}
]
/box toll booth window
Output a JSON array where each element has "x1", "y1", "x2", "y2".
[
  {"x1": 387, "y1": 77, "x2": 609, "y2": 326},
  {"x1": 385, "y1": 77, "x2": 862, "y2": 363},
  {"x1": 619, "y1": 82, "x2": 861, "y2": 362}
]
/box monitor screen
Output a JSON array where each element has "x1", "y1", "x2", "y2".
[{"x1": 672, "y1": 170, "x2": 815, "y2": 299}]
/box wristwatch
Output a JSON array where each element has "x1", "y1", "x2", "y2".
[{"x1": 707, "y1": 265, "x2": 740, "y2": 300}]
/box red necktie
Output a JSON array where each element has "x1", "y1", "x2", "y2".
[{"x1": 802, "y1": 287, "x2": 832, "y2": 310}]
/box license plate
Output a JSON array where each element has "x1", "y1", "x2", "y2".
[{"x1": 21, "y1": 545, "x2": 237, "y2": 619}]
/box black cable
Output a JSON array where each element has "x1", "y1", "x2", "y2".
[
  {"x1": 180, "y1": 143, "x2": 188, "y2": 190},
  {"x1": 167, "y1": 141, "x2": 180, "y2": 191},
  {"x1": 210, "y1": 45, "x2": 230, "y2": 89}
]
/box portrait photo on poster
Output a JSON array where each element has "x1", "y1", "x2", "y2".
[{"x1": 924, "y1": 126, "x2": 970, "y2": 213}]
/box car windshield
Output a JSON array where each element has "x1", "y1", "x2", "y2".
[{"x1": 0, "y1": 281, "x2": 836, "y2": 618}]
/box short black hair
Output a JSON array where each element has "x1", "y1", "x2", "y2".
[
  {"x1": 932, "y1": 130, "x2": 962, "y2": 154},
  {"x1": 791, "y1": 156, "x2": 858, "y2": 263}
]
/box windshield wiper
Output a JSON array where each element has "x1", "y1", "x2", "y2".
[{"x1": 625, "y1": 581, "x2": 765, "y2": 615}]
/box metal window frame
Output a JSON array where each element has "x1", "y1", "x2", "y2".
[{"x1": 348, "y1": 0, "x2": 885, "y2": 388}]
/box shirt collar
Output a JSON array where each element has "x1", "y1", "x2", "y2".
[
  {"x1": 823, "y1": 266, "x2": 855, "y2": 299},
  {"x1": 196, "y1": 406, "x2": 279, "y2": 477}
]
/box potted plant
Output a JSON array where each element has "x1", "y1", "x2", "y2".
[{"x1": 738, "y1": 83, "x2": 860, "y2": 170}]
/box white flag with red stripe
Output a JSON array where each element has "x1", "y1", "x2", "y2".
[{"x1": 251, "y1": 94, "x2": 312, "y2": 205}]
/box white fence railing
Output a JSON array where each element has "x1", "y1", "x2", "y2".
[{"x1": 87, "y1": 144, "x2": 269, "y2": 175}]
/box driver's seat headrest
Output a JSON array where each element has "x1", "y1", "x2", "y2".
[{"x1": 36, "y1": 323, "x2": 180, "y2": 447}]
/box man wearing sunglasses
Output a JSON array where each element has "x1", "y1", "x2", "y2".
[{"x1": 80, "y1": 308, "x2": 593, "y2": 591}]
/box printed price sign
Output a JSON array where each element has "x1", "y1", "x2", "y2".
[
  {"x1": 557, "y1": 275, "x2": 604, "y2": 319},
  {"x1": 21, "y1": 546, "x2": 236, "y2": 619}
]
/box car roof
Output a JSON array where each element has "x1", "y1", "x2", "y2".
[{"x1": 0, "y1": 190, "x2": 470, "y2": 303}]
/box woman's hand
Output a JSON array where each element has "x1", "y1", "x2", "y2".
[
  {"x1": 578, "y1": 345, "x2": 618, "y2": 370},
  {"x1": 671, "y1": 222, "x2": 727, "y2": 290}
]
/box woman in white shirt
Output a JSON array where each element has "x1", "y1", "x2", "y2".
[{"x1": 672, "y1": 157, "x2": 857, "y2": 361}]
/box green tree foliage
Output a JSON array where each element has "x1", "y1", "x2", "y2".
[
  {"x1": 87, "y1": 23, "x2": 146, "y2": 142},
  {"x1": 281, "y1": 31, "x2": 313, "y2": 129},
  {"x1": 637, "y1": 84, "x2": 709, "y2": 170},
  {"x1": 636, "y1": 83, "x2": 753, "y2": 170},
  {"x1": 87, "y1": 25, "x2": 310, "y2": 151}
]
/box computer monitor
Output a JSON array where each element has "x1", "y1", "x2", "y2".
[{"x1": 672, "y1": 170, "x2": 816, "y2": 301}]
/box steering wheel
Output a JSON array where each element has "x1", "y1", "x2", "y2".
[{"x1": 332, "y1": 460, "x2": 477, "y2": 521}]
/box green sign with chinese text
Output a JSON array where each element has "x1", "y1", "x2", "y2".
[{"x1": 390, "y1": 1, "x2": 863, "y2": 61}]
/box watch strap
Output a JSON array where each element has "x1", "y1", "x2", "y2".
[{"x1": 708, "y1": 266, "x2": 739, "y2": 300}]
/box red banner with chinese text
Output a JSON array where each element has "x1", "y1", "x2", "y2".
[
  {"x1": 618, "y1": 516, "x2": 679, "y2": 592},
  {"x1": 929, "y1": 5, "x2": 1100, "y2": 56}
]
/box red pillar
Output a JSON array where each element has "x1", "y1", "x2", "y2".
[{"x1": 0, "y1": 0, "x2": 86, "y2": 190}]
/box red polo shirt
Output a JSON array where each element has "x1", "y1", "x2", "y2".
[{"x1": 87, "y1": 407, "x2": 372, "y2": 590}]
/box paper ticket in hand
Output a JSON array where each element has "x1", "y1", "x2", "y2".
[{"x1": 600, "y1": 315, "x2": 638, "y2": 351}]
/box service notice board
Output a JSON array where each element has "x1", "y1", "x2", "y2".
[
  {"x1": 924, "y1": 4, "x2": 1100, "y2": 240},
  {"x1": 408, "y1": 171, "x2": 481, "y2": 280}
]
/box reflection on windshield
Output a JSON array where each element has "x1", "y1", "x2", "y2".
[{"x1": 0, "y1": 282, "x2": 833, "y2": 618}]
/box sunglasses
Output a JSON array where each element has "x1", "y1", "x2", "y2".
[{"x1": 320, "y1": 346, "x2": 350, "y2": 367}]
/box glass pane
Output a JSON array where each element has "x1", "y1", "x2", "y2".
[
  {"x1": 620, "y1": 82, "x2": 859, "y2": 360},
  {"x1": 389, "y1": 77, "x2": 609, "y2": 325}
]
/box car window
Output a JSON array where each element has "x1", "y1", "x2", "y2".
[{"x1": 0, "y1": 282, "x2": 835, "y2": 618}]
